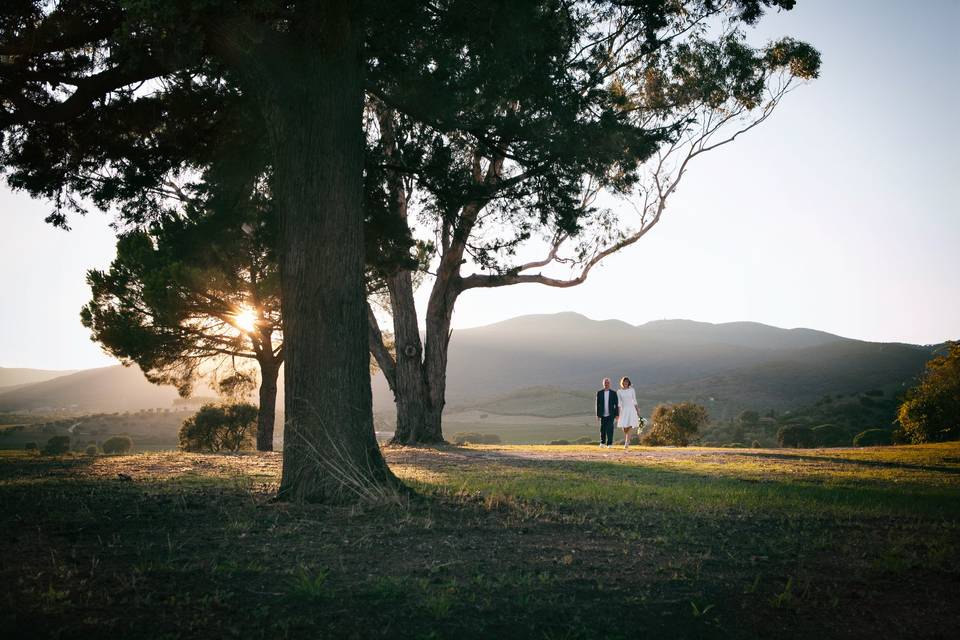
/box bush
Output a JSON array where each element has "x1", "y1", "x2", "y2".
[
  {"x1": 24, "y1": 442, "x2": 38, "y2": 452},
  {"x1": 811, "y1": 423, "x2": 848, "y2": 447},
  {"x1": 723, "y1": 442, "x2": 747, "y2": 448},
  {"x1": 451, "y1": 432, "x2": 502, "y2": 445},
  {"x1": 574, "y1": 436, "x2": 594, "y2": 444},
  {"x1": 896, "y1": 342, "x2": 960, "y2": 443},
  {"x1": 751, "y1": 440, "x2": 762, "y2": 448},
  {"x1": 641, "y1": 402, "x2": 708, "y2": 447},
  {"x1": 85, "y1": 445, "x2": 98, "y2": 456},
  {"x1": 179, "y1": 403, "x2": 258, "y2": 452},
  {"x1": 853, "y1": 429, "x2": 892, "y2": 447},
  {"x1": 42, "y1": 435, "x2": 71, "y2": 456},
  {"x1": 548, "y1": 439, "x2": 571, "y2": 445},
  {"x1": 777, "y1": 425, "x2": 815, "y2": 448},
  {"x1": 102, "y1": 435, "x2": 134, "y2": 454}
]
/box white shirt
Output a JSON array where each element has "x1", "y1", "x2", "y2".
[{"x1": 602, "y1": 389, "x2": 612, "y2": 417}]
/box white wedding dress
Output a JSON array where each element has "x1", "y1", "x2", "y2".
[{"x1": 617, "y1": 387, "x2": 639, "y2": 429}]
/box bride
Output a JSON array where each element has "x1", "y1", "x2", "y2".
[{"x1": 617, "y1": 376, "x2": 640, "y2": 450}]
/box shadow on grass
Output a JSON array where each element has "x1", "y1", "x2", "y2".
[
  {"x1": 732, "y1": 450, "x2": 960, "y2": 476},
  {"x1": 412, "y1": 447, "x2": 960, "y2": 520}
]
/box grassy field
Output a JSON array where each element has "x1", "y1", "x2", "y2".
[{"x1": 2, "y1": 443, "x2": 959, "y2": 639}]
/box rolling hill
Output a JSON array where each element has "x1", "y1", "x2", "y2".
[
  {"x1": 0, "y1": 313, "x2": 941, "y2": 417},
  {"x1": 0, "y1": 367, "x2": 77, "y2": 393}
]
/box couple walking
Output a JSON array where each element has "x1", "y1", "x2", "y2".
[{"x1": 595, "y1": 377, "x2": 643, "y2": 449}]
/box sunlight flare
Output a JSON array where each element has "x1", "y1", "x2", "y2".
[{"x1": 232, "y1": 306, "x2": 258, "y2": 334}]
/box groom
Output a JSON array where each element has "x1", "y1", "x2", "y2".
[{"x1": 596, "y1": 377, "x2": 619, "y2": 448}]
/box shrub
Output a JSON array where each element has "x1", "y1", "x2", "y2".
[
  {"x1": 751, "y1": 440, "x2": 761, "y2": 448},
  {"x1": 548, "y1": 439, "x2": 571, "y2": 445},
  {"x1": 574, "y1": 436, "x2": 594, "y2": 444},
  {"x1": 42, "y1": 435, "x2": 71, "y2": 456},
  {"x1": 896, "y1": 342, "x2": 960, "y2": 443},
  {"x1": 641, "y1": 402, "x2": 708, "y2": 447},
  {"x1": 85, "y1": 445, "x2": 98, "y2": 456},
  {"x1": 811, "y1": 423, "x2": 848, "y2": 447},
  {"x1": 777, "y1": 425, "x2": 815, "y2": 448},
  {"x1": 24, "y1": 442, "x2": 38, "y2": 451},
  {"x1": 723, "y1": 442, "x2": 747, "y2": 448},
  {"x1": 451, "y1": 432, "x2": 502, "y2": 445},
  {"x1": 737, "y1": 410, "x2": 760, "y2": 426},
  {"x1": 102, "y1": 436, "x2": 134, "y2": 454},
  {"x1": 853, "y1": 429, "x2": 892, "y2": 447},
  {"x1": 179, "y1": 403, "x2": 258, "y2": 452}
]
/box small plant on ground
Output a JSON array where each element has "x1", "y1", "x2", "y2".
[
  {"x1": 42, "y1": 435, "x2": 71, "y2": 456},
  {"x1": 451, "y1": 432, "x2": 502, "y2": 445},
  {"x1": 85, "y1": 445, "x2": 98, "y2": 455},
  {"x1": 102, "y1": 435, "x2": 134, "y2": 454},
  {"x1": 178, "y1": 403, "x2": 258, "y2": 452},
  {"x1": 642, "y1": 402, "x2": 708, "y2": 446}
]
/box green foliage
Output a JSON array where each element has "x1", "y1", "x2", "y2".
[
  {"x1": 737, "y1": 410, "x2": 760, "y2": 426},
  {"x1": 574, "y1": 436, "x2": 594, "y2": 445},
  {"x1": 178, "y1": 404, "x2": 258, "y2": 452},
  {"x1": 548, "y1": 439, "x2": 571, "y2": 445},
  {"x1": 80, "y1": 213, "x2": 282, "y2": 399},
  {"x1": 85, "y1": 445, "x2": 98, "y2": 456},
  {"x1": 42, "y1": 435, "x2": 71, "y2": 456},
  {"x1": 451, "y1": 433, "x2": 502, "y2": 445},
  {"x1": 811, "y1": 424, "x2": 849, "y2": 447},
  {"x1": 777, "y1": 425, "x2": 815, "y2": 448},
  {"x1": 24, "y1": 442, "x2": 37, "y2": 451},
  {"x1": 642, "y1": 403, "x2": 709, "y2": 447},
  {"x1": 853, "y1": 429, "x2": 893, "y2": 447},
  {"x1": 751, "y1": 440, "x2": 762, "y2": 448},
  {"x1": 102, "y1": 436, "x2": 134, "y2": 455},
  {"x1": 896, "y1": 342, "x2": 960, "y2": 443}
]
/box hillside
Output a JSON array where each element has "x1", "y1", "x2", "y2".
[
  {"x1": 0, "y1": 365, "x2": 181, "y2": 412},
  {"x1": 0, "y1": 366, "x2": 77, "y2": 392},
  {"x1": 442, "y1": 313, "x2": 936, "y2": 414},
  {"x1": 0, "y1": 313, "x2": 940, "y2": 417}
]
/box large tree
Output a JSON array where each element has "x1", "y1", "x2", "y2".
[
  {"x1": 0, "y1": 0, "x2": 818, "y2": 498},
  {"x1": 0, "y1": 0, "x2": 398, "y2": 501},
  {"x1": 363, "y1": 2, "x2": 821, "y2": 444},
  {"x1": 81, "y1": 207, "x2": 284, "y2": 452}
]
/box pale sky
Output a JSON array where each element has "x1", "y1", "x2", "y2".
[{"x1": 1, "y1": 0, "x2": 958, "y2": 370}]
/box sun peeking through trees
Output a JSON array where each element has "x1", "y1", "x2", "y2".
[{"x1": 1, "y1": 1, "x2": 819, "y2": 503}]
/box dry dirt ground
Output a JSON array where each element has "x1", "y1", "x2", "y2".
[{"x1": 2, "y1": 443, "x2": 959, "y2": 639}]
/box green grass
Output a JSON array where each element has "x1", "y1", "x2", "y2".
[{"x1": 2, "y1": 444, "x2": 959, "y2": 638}]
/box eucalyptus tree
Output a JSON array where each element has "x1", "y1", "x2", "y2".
[{"x1": 364, "y1": 1, "x2": 821, "y2": 444}]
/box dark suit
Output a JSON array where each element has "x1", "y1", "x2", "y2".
[{"x1": 596, "y1": 388, "x2": 619, "y2": 445}]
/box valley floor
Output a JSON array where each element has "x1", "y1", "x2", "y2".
[{"x1": 2, "y1": 443, "x2": 959, "y2": 639}]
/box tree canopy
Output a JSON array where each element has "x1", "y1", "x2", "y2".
[{"x1": 897, "y1": 342, "x2": 960, "y2": 444}]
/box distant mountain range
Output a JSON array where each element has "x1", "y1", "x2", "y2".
[{"x1": 0, "y1": 313, "x2": 943, "y2": 416}]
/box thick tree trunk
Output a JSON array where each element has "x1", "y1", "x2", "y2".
[
  {"x1": 250, "y1": 3, "x2": 397, "y2": 501},
  {"x1": 388, "y1": 268, "x2": 446, "y2": 445},
  {"x1": 255, "y1": 358, "x2": 279, "y2": 452}
]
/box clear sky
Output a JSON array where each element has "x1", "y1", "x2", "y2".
[{"x1": 1, "y1": 0, "x2": 958, "y2": 370}]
